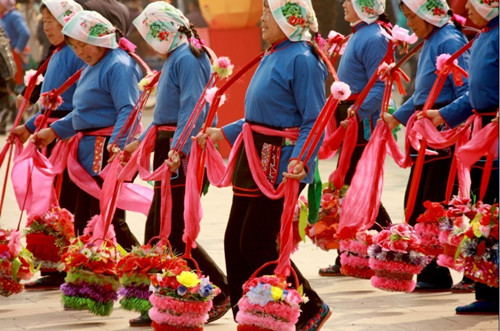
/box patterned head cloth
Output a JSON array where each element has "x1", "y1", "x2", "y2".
[
  {"x1": 268, "y1": 0, "x2": 319, "y2": 42},
  {"x1": 133, "y1": 1, "x2": 191, "y2": 55},
  {"x1": 42, "y1": 0, "x2": 83, "y2": 26},
  {"x1": 402, "y1": 0, "x2": 451, "y2": 27},
  {"x1": 0, "y1": 0, "x2": 15, "y2": 11},
  {"x1": 62, "y1": 10, "x2": 118, "y2": 49},
  {"x1": 469, "y1": 0, "x2": 499, "y2": 21},
  {"x1": 352, "y1": 0, "x2": 386, "y2": 24}
]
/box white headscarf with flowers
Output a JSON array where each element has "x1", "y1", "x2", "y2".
[
  {"x1": 42, "y1": 0, "x2": 83, "y2": 26},
  {"x1": 62, "y1": 10, "x2": 118, "y2": 49},
  {"x1": 469, "y1": 0, "x2": 498, "y2": 21},
  {"x1": 402, "y1": 0, "x2": 451, "y2": 27},
  {"x1": 268, "y1": 0, "x2": 319, "y2": 42},
  {"x1": 133, "y1": 1, "x2": 191, "y2": 55},
  {"x1": 352, "y1": 0, "x2": 386, "y2": 24},
  {"x1": 0, "y1": 0, "x2": 15, "y2": 11}
]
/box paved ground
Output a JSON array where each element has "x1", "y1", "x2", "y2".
[{"x1": 0, "y1": 111, "x2": 498, "y2": 330}]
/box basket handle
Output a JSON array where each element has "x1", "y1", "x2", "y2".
[
  {"x1": 146, "y1": 235, "x2": 174, "y2": 255},
  {"x1": 249, "y1": 260, "x2": 300, "y2": 289}
]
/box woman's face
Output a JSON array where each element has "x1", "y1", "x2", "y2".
[
  {"x1": 41, "y1": 8, "x2": 64, "y2": 46},
  {"x1": 261, "y1": 1, "x2": 287, "y2": 44},
  {"x1": 343, "y1": 0, "x2": 361, "y2": 23},
  {"x1": 401, "y1": 3, "x2": 434, "y2": 38},
  {"x1": 465, "y1": 0, "x2": 488, "y2": 27},
  {"x1": 67, "y1": 37, "x2": 106, "y2": 65}
]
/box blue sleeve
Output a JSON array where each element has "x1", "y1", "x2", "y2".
[
  {"x1": 393, "y1": 94, "x2": 415, "y2": 126},
  {"x1": 106, "y1": 62, "x2": 141, "y2": 148},
  {"x1": 50, "y1": 112, "x2": 77, "y2": 139},
  {"x1": 439, "y1": 91, "x2": 473, "y2": 128},
  {"x1": 290, "y1": 54, "x2": 327, "y2": 163},
  {"x1": 171, "y1": 55, "x2": 210, "y2": 155},
  {"x1": 13, "y1": 13, "x2": 30, "y2": 52},
  {"x1": 358, "y1": 36, "x2": 388, "y2": 120},
  {"x1": 222, "y1": 119, "x2": 245, "y2": 146},
  {"x1": 439, "y1": 37, "x2": 469, "y2": 102}
]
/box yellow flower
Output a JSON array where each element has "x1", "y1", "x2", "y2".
[
  {"x1": 176, "y1": 271, "x2": 201, "y2": 288},
  {"x1": 271, "y1": 286, "x2": 283, "y2": 301}
]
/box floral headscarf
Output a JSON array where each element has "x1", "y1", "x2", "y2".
[
  {"x1": 0, "y1": 0, "x2": 15, "y2": 11},
  {"x1": 352, "y1": 0, "x2": 386, "y2": 24},
  {"x1": 62, "y1": 10, "x2": 117, "y2": 49},
  {"x1": 133, "y1": 1, "x2": 191, "y2": 55},
  {"x1": 268, "y1": 0, "x2": 319, "y2": 42},
  {"x1": 42, "y1": 0, "x2": 83, "y2": 26},
  {"x1": 469, "y1": 0, "x2": 499, "y2": 21},
  {"x1": 402, "y1": 0, "x2": 451, "y2": 27}
]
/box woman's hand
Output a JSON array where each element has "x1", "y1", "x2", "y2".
[
  {"x1": 418, "y1": 109, "x2": 445, "y2": 126},
  {"x1": 120, "y1": 140, "x2": 140, "y2": 165},
  {"x1": 107, "y1": 144, "x2": 121, "y2": 163},
  {"x1": 15, "y1": 95, "x2": 28, "y2": 109},
  {"x1": 283, "y1": 159, "x2": 306, "y2": 182},
  {"x1": 166, "y1": 150, "x2": 181, "y2": 172},
  {"x1": 32, "y1": 127, "x2": 56, "y2": 148},
  {"x1": 195, "y1": 127, "x2": 224, "y2": 149},
  {"x1": 381, "y1": 113, "x2": 399, "y2": 131},
  {"x1": 11, "y1": 125, "x2": 30, "y2": 143}
]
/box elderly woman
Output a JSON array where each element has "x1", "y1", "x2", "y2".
[
  {"x1": 35, "y1": 10, "x2": 141, "y2": 250},
  {"x1": 382, "y1": 0, "x2": 470, "y2": 292},
  {"x1": 124, "y1": 2, "x2": 230, "y2": 326},
  {"x1": 319, "y1": 0, "x2": 393, "y2": 277},
  {"x1": 204, "y1": 0, "x2": 331, "y2": 329},
  {"x1": 424, "y1": 0, "x2": 498, "y2": 314}
]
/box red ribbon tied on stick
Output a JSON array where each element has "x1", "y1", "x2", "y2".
[
  {"x1": 377, "y1": 61, "x2": 410, "y2": 96},
  {"x1": 435, "y1": 53, "x2": 468, "y2": 87}
]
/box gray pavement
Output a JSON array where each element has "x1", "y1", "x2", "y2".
[{"x1": 0, "y1": 111, "x2": 498, "y2": 330}]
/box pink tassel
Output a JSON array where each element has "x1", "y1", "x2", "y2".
[{"x1": 119, "y1": 38, "x2": 137, "y2": 53}]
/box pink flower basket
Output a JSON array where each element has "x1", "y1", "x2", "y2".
[
  {"x1": 339, "y1": 230, "x2": 378, "y2": 279},
  {"x1": 368, "y1": 224, "x2": 429, "y2": 292},
  {"x1": 414, "y1": 201, "x2": 446, "y2": 257},
  {"x1": 236, "y1": 261, "x2": 305, "y2": 331}
]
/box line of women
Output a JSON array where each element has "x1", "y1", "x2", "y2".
[{"x1": 9, "y1": 0, "x2": 498, "y2": 329}]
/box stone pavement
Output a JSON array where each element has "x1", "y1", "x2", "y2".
[{"x1": 0, "y1": 112, "x2": 498, "y2": 330}]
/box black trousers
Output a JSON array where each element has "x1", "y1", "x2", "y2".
[
  {"x1": 144, "y1": 131, "x2": 229, "y2": 305},
  {"x1": 225, "y1": 189, "x2": 323, "y2": 325}
]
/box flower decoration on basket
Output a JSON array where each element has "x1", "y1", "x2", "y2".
[
  {"x1": 60, "y1": 235, "x2": 121, "y2": 316},
  {"x1": 368, "y1": 223, "x2": 429, "y2": 292},
  {"x1": 0, "y1": 228, "x2": 35, "y2": 297},
  {"x1": 149, "y1": 261, "x2": 220, "y2": 331},
  {"x1": 340, "y1": 229, "x2": 379, "y2": 279},
  {"x1": 305, "y1": 184, "x2": 348, "y2": 251},
  {"x1": 236, "y1": 272, "x2": 307, "y2": 331},
  {"x1": 117, "y1": 240, "x2": 177, "y2": 320},
  {"x1": 24, "y1": 207, "x2": 74, "y2": 272},
  {"x1": 415, "y1": 200, "x2": 446, "y2": 257},
  {"x1": 436, "y1": 197, "x2": 472, "y2": 270},
  {"x1": 459, "y1": 202, "x2": 499, "y2": 288}
]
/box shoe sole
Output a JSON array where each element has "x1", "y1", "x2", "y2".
[
  {"x1": 318, "y1": 272, "x2": 344, "y2": 277},
  {"x1": 24, "y1": 286, "x2": 60, "y2": 291},
  {"x1": 129, "y1": 322, "x2": 152, "y2": 327},
  {"x1": 317, "y1": 309, "x2": 332, "y2": 330},
  {"x1": 456, "y1": 311, "x2": 499, "y2": 315},
  {"x1": 451, "y1": 289, "x2": 475, "y2": 293},
  {"x1": 412, "y1": 288, "x2": 451, "y2": 293}
]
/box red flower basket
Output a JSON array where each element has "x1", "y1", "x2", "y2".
[
  {"x1": 415, "y1": 201, "x2": 446, "y2": 257},
  {"x1": 236, "y1": 261, "x2": 305, "y2": 331},
  {"x1": 339, "y1": 230, "x2": 378, "y2": 279},
  {"x1": 464, "y1": 256, "x2": 498, "y2": 288}
]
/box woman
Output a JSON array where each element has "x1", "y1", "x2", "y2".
[
  {"x1": 35, "y1": 10, "x2": 140, "y2": 251},
  {"x1": 125, "y1": 2, "x2": 230, "y2": 326},
  {"x1": 11, "y1": 0, "x2": 85, "y2": 290},
  {"x1": 424, "y1": 0, "x2": 498, "y2": 314},
  {"x1": 203, "y1": 0, "x2": 330, "y2": 329},
  {"x1": 319, "y1": 0, "x2": 393, "y2": 277},
  {"x1": 383, "y1": 0, "x2": 470, "y2": 291}
]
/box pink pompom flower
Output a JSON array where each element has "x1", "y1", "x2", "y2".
[
  {"x1": 24, "y1": 69, "x2": 43, "y2": 87},
  {"x1": 204, "y1": 87, "x2": 226, "y2": 106},
  {"x1": 330, "y1": 81, "x2": 351, "y2": 101},
  {"x1": 212, "y1": 56, "x2": 234, "y2": 79},
  {"x1": 435, "y1": 53, "x2": 458, "y2": 72}
]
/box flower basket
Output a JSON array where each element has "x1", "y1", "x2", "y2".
[
  {"x1": 340, "y1": 230, "x2": 378, "y2": 279},
  {"x1": 368, "y1": 224, "x2": 429, "y2": 292},
  {"x1": 117, "y1": 238, "x2": 178, "y2": 317},
  {"x1": 149, "y1": 258, "x2": 220, "y2": 331},
  {"x1": 460, "y1": 203, "x2": 499, "y2": 288},
  {"x1": 415, "y1": 201, "x2": 446, "y2": 257},
  {"x1": 60, "y1": 235, "x2": 120, "y2": 316},
  {"x1": 24, "y1": 207, "x2": 74, "y2": 272},
  {"x1": 0, "y1": 228, "x2": 35, "y2": 296},
  {"x1": 236, "y1": 261, "x2": 306, "y2": 331}
]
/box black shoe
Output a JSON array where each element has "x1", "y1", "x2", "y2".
[
  {"x1": 207, "y1": 296, "x2": 231, "y2": 323},
  {"x1": 318, "y1": 264, "x2": 343, "y2": 277},
  {"x1": 129, "y1": 315, "x2": 152, "y2": 327},
  {"x1": 297, "y1": 302, "x2": 332, "y2": 331},
  {"x1": 456, "y1": 300, "x2": 499, "y2": 315},
  {"x1": 413, "y1": 281, "x2": 451, "y2": 292},
  {"x1": 25, "y1": 275, "x2": 64, "y2": 290}
]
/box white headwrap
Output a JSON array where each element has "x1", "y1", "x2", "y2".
[
  {"x1": 402, "y1": 0, "x2": 451, "y2": 27},
  {"x1": 352, "y1": 0, "x2": 386, "y2": 24},
  {"x1": 42, "y1": 0, "x2": 83, "y2": 26},
  {"x1": 133, "y1": 1, "x2": 191, "y2": 55},
  {"x1": 268, "y1": 0, "x2": 319, "y2": 42},
  {"x1": 62, "y1": 10, "x2": 118, "y2": 49},
  {"x1": 469, "y1": 0, "x2": 499, "y2": 21}
]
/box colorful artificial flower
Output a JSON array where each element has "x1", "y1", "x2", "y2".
[
  {"x1": 340, "y1": 230, "x2": 379, "y2": 279},
  {"x1": 138, "y1": 70, "x2": 159, "y2": 94},
  {"x1": 23, "y1": 69, "x2": 43, "y2": 86},
  {"x1": 415, "y1": 200, "x2": 446, "y2": 257},
  {"x1": 325, "y1": 29, "x2": 348, "y2": 57},
  {"x1": 212, "y1": 56, "x2": 234, "y2": 79},
  {"x1": 0, "y1": 228, "x2": 35, "y2": 297},
  {"x1": 330, "y1": 81, "x2": 351, "y2": 101},
  {"x1": 205, "y1": 87, "x2": 227, "y2": 106}
]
